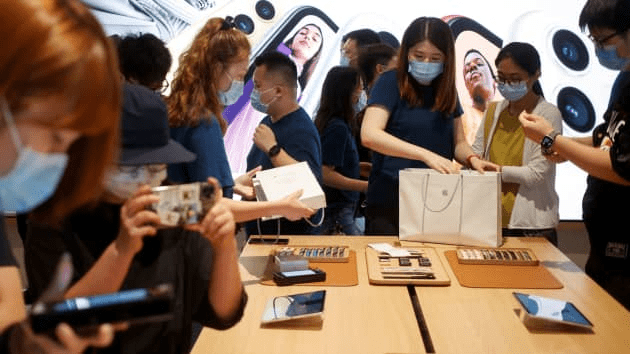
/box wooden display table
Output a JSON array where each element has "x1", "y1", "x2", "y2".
[{"x1": 191, "y1": 236, "x2": 630, "y2": 354}]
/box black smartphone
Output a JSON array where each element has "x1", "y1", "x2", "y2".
[
  {"x1": 443, "y1": 15, "x2": 504, "y2": 146},
  {"x1": 222, "y1": 5, "x2": 338, "y2": 174},
  {"x1": 148, "y1": 182, "x2": 216, "y2": 227},
  {"x1": 272, "y1": 268, "x2": 326, "y2": 286},
  {"x1": 29, "y1": 284, "x2": 175, "y2": 334}
]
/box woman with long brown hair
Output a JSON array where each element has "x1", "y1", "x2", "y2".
[
  {"x1": 361, "y1": 17, "x2": 497, "y2": 235},
  {"x1": 167, "y1": 17, "x2": 315, "y2": 223}
]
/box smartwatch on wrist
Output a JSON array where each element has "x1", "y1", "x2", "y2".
[
  {"x1": 267, "y1": 144, "x2": 281, "y2": 158},
  {"x1": 541, "y1": 130, "x2": 560, "y2": 152}
]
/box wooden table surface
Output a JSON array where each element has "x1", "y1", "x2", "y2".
[{"x1": 191, "y1": 236, "x2": 630, "y2": 354}]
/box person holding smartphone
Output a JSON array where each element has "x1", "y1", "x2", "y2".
[
  {"x1": 314, "y1": 66, "x2": 368, "y2": 235},
  {"x1": 471, "y1": 42, "x2": 562, "y2": 245},
  {"x1": 0, "y1": 0, "x2": 121, "y2": 352},
  {"x1": 519, "y1": 0, "x2": 630, "y2": 310},
  {"x1": 361, "y1": 17, "x2": 498, "y2": 235},
  {"x1": 25, "y1": 83, "x2": 247, "y2": 353}
]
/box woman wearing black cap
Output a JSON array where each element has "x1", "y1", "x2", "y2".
[{"x1": 25, "y1": 83, "x2": 246, "y2": 353}]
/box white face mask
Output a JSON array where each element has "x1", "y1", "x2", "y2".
[
  {"x1": 0, "y1": 98, "x2": 69, "y2": 213},
  {"x1": 105, "y1": 165, "x2": 167, "y2": 200}
]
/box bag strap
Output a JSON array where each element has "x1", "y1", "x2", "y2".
[
  {"x1": 482, "y1": 102, "x2": 499, "y2": 156},
  {"x1": 421, "y1": 173, "x2": 463, "y2": 235}
]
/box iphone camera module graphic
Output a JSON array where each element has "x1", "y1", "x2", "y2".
[{"x1": 507, "y1": 10, "x2": 617, "y2": 137}]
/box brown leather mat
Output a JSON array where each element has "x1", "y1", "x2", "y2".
[
  {"x1": 261, "y1": 250, "x2": 358, "y2": 286},
  {"x1": 444, "y1": 250, "x2": 563, "y2": 289}
]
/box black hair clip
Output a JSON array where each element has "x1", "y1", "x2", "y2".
[{"x1": 221, "y1": 16, "x2": 236, "y2": 30}]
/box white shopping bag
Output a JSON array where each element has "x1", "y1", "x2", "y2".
[{"x1": 399, "y1": 168, "x2": 502, "y2": 247}]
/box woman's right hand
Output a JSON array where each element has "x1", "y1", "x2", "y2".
[
  {"x1": 425, "y1": 153, "x2": 459, "y2": 174},
  {"x1": 279, "y1": 190, "x2": 315, "y2": 221},
  {"x1": 116, "y1": 185, "x2": 161, "y2": 256}
]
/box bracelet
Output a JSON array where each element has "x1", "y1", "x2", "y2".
[{"x1": 466, "y1": 154, "x2": 481, "y2": 168}]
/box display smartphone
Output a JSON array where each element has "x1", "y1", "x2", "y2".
[
  {"x1": 273, "y1": 268, "x2": 326, "y2": 286},
  {"x1": 260, "y1": 290, "x2": 326, "y2": 324},
  {"x1": 148, "y1": 182, "x2": 216, "y2": 227},
  {"x1": 222, "y1": 5, "x2": 338, "y2": 174},
  {"x1": 513, "y1": 292, "x2": 593, "y2": 330},
  {"x1": 443, "y1": 15, "x2": 504, "y2": 146},
  {"x1": 30, "y1": 284, "x2": 175, "y2": 334}
]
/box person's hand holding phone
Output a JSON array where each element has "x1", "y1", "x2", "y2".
[
  {"x1": 193, "y1": 178, "x2": 236, "y2": 251},
  {"x1": 10, "y1": 321, "x2": 114, "y2": 354},
  {"x1": 116, "y1": 185, "x2": 161, "y2": 256}
]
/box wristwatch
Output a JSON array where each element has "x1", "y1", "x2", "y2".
[
  {"x1": 267, "y1": 144, "x2": 281, "y2": 158},
  {"x1": 541, "y1": 130, "x2": 561, "y2": 151}
]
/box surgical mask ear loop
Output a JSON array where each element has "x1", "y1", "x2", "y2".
[{"x1": 0, "y1": 97, "x2": 24, "y2": 153}]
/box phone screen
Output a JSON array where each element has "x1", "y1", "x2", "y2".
[
  {"x1": 261, "y1": 290, "x2": 326, "y2": 323},
  {"x1": 446, "y1": 16, "x2": 504, "y2": 145},
  {"x1": 514, "y1": 293, "x2": 593, "y2": 327},
  {"x1": 223, "y1": 6, "x2": 338, "y2": 175},
  {"x1": 281, "y1": 269, "x2": 317, "y2": 277}
]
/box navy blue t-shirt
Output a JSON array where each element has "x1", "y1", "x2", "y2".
[
  {"x1": 246, "y1": 107, "x2": 322, "y2": 235},
  {"x1": 320, "y1": 117, "x2": 360, "y2": 206},
  {"x1": 366, "y1": 70, "x2": 463, "y2": 208},
  {"x1": 246, "y1": 107, "x2": 322, "y2": 182},
  {"x1": 168, "y1": 117, "x2": 234, "y2": 198}
]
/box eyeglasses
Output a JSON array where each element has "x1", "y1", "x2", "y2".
[
  {"x1": 117, "y1": 164, "x2": 166, "y2": 178},
  {"x1": 588, "y1": 31, "x2": 621, "y2": 48},
  {"x1": 494, "y1": 76, "x2": 525, "y2": 86}
]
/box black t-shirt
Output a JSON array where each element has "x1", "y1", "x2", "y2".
[
  {"x1": 583, "y1": 71, "x2": 630, "y2": 265},
  {"x1": 25, "y1": 203, "x2": 246, "y2": 354},
  {"x1": 0, "y1": 216, "x2": 17, "y2": 267}
]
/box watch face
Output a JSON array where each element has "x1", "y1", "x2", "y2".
[
  {"x1": 268, "y1": 145, "x2": 281, "y2": 157},
  {"x1": 541, "y1": 135, "x2": 554, "y2": 149}
]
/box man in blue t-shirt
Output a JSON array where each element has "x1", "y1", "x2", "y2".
[{"x1": 246, "y1": 51, "x2": 323, "y2": 235}]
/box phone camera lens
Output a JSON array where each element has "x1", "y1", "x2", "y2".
[
  {"x1": 556, "y1": 87, "x2": 596, "y2": 132},
  {"x1": 255, "y1": 0, "x2": 275, "y2": 20},
  {"x1": 552, "y1": 29, "x2": 589, "y2": 71},
  {"x1": 234, "y1": 14, "x2": 255, "y2": 34}
]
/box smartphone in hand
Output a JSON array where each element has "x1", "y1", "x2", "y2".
[{"x1": 29, "y1": 284, "x2": 175, "y2": 334}]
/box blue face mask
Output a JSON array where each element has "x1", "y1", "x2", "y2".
[
  {"x1": 408, "y1": 60, "x2": 443, "y2": 85},
  {"x1": 250, "y1": 87, "x2": 276, "y2": 114},
  {"x1": 218, "y1": 79, "x2": 244, "y2": 106},
  {"x1": 497, "y1": 81, "x2": 529, "y2": 102},
  {"x1": 340, "y1": 55, "x2": 351, "y2": 67},
  {"x1": 596, "y1": 45, "x2": 630, "y2": 71},
  {"x1": 0, "y1": 98, "x2": 69, "y2": 213},
  {"x1": 353, "y1": 90, "x2": 367, "y2": 113}
]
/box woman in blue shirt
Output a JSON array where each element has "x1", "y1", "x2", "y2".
[
  {"x1": 314, "y1": 66, "x2": 368, "y2": 235},
  {"x1": 361, "y1": 17, "x2": 497, "y2": 235}
]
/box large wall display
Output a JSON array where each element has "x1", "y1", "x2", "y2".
[{"x1": 84, "y1": 0, "x2": 614, "y2": 220}]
